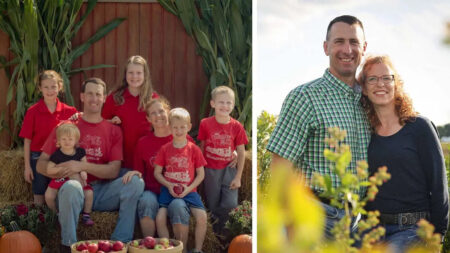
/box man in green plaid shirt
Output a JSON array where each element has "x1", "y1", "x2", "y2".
[{"x1": 267, "y1": 15, "x2": 371, "y2": 238}]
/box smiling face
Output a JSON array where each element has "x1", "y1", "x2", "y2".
[
  {"x1": 39, "y1": 78, "x2": 61, "y2": 101},
  {"x1": 363, "y1": 63, "x2": 395, "y2": 107},
  {"x1": 126, "y1": 63, "x2": 145, "y2": 90},
  {"x1": 324, "y1": 22, "x2": 366, "y2": 84},
  {"x1": 170, "y1": 118, "x2": 191, "y2": 143},
  {"x1": 211, "y1": 92, "x2": 235, "y2": 118},
  {"x1": 80, "y1": 82, "x2": 106, "y2": 114},
  {"x1": 58, "y1": 133, "x2": 77, "y2": 151},
  {"x1": 147, "y1": 101, "x2": 169, "y2": 129}
]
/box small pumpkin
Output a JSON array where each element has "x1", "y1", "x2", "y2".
[
  {"x1": 228, "y1": 234, "x2": 252, "y2": 253},
  {"x1": 0, "y1": 230, "x2": 42, "y2": 253}
]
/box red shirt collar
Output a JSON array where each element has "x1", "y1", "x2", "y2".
[{"x1": 37, "y1": 98, "x2": 63, "y2": 113}]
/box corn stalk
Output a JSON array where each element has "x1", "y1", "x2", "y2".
[
  {"x1": 0, "y1": 0, "x2": 124, "y2": 147},
  {"x1": 158, "y1": 0, "x2": 252, "y2": 141}
]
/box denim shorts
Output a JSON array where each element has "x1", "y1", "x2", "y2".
[
  {"x1": 30, "y1": 151, "x2": 50, "y2": 195},
  {"x1": 158, "y1": 186, "x2": 205, "y2": 210}
]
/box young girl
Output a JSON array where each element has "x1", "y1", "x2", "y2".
[
  {"x1": 19, "y1": 70, "x2": 77, "y2": 205},
  {"x1": 45, "y1": 123, "x2": 94, "y2": 226},
  {"x1": 102, "y1": 55, "x2": 159, "y2": 170}
]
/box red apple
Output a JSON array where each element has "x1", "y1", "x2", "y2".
[
  {"x1": 143, "y1": 236, "x2": 156, "y2": 249},
  {"x1": 98, "y1": 240, "x2": 111, "y2": 252},
  {"x1": 81, "y1": 250, "x2": 90, "y2": 253},
  {"x1": 173, "y1": 184, "x2": 184, "y2": 195},
  {"x1": 112, "y1": 241, "x2": 124, "y2": 251},
  {"x1": 87, "y1": 242, "x2": 98, "y2": 253},
  {"x1": 159, "y1": 238, "x2": 170, "y2": 248},
  {"x1": 98, "y1": 251, "x2": 105, "y2": 253},
  {"x1": 77, "y1": 242, "x2": 88, "y2": 251}
]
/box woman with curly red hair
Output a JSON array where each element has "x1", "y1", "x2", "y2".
[{"x1": 358, "y1": 54, "x2": 448, "y2": 252}]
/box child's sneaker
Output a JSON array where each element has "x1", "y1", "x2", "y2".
[{"x1": 82, "y1": 213, "x2": 94, "y2": 226}]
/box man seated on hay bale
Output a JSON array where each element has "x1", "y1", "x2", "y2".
[{"x1": 37, "y1": 78, "x2": 145, "y2": 253}]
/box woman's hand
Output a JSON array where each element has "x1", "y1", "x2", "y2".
[
  {"x1": 68, "y1": 112, "x2": 83, "y2": 121},
  {"x1": 24, "y1": 164, "x2": 34, "y2": 184},
  {"x1": 122, "y1": 170, "x2": 142, "y2": 184}
]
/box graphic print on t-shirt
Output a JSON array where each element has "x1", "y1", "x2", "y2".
[
  {"x1": 205, "y1": 131, "x2": 232, "y2": 161},
  {"x1": 80, "y1": 134, "x2": 104, "y2": 161},
  {"x1": 164, "y1": 154, "x2": 191, "y2": 183}
]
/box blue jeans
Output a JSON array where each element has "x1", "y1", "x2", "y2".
[
  {"x1": 57, "y1": 175, "x2": 144, "y2": 246},
  {"x1": 321, "y1": 201, "x2": 360, "y2": 240},
  {"x1": 137, "y1": 190, "x2": 159, "y2": 220},
  {"x1": 167, "y1": 198, "x2": 191, "y2": 225},
  {"x1": 383, "y1": 224, "x2": 419, "y2": 253},
  {"x1": 30, "y1": 151, "x2": 50, "y2": 195}
]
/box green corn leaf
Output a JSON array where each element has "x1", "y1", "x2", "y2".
[{"x1": 158, "y1": 0, "x2": 179, "y2": 16}]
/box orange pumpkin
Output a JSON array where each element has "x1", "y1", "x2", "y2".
[
  {"x1": 228, "y1": 234, "x2": 252, "y2": 253},
  {"x1": 0, "y1": 230, "x2": 42, "y2": 253}
]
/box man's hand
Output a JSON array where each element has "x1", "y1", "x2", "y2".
[
  {"x1": 55, "y1": 160, "x2": 83, "y2": 178},
  {"x1": 229, "y1": 176, "x2": 241, "y2": 190},
  {"x1": 122, "y1": 170, "x2": 142, "y2": 184}
]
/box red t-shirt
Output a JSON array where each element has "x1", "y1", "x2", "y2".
[
  {"x1": 101, "y1": 89, "x2": 159, "y2": 169},
  {"x1": 134, "y1": 133, "x2": 194, "y2": 194},
  {"x1": 154, "y1": 141, "x2": 206, "y2": 192},
  {"x1": 197, "y1": 116, "x2": 248, "y2": 169},
  {"x1": 42, "y1": 118, "x2": 123, "y2": 183},
  {"x1": 19, "y1": 99, "x2": 77, "y2": 152}
]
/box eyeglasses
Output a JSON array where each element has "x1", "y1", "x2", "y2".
[{"x1": 366, "y1": 75, "x2": 394, "y2": 85}]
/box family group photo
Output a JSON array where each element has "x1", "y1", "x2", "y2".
[{"x1": 0, "y1": 1, "x2": 251, "y2": 253}]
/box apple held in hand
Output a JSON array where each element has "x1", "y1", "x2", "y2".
[{"x1": 173, "y1": 184, "x2": 184, "y2": 195}]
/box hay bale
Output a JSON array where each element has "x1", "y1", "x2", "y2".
[
  {"x1": 239, "y1": 150, "x2": 252, "y2": 202},
  {"x1": 0, "y1": 150, "x2": 33, "y2": 202},
  {"x1": 187, "y1": 213, "x2": 222, "y2": 253}
]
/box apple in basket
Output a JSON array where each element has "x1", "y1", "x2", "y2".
[
  {"x1": 159, "y1": 238, "x2": 170, "y2": 248},
  {"x1": 98, "y1": 240, "x2": 112, "y2": 252},
  {"x1": 113, "y1": 241, "x2": 124, "y2": 251},
  {"x1": 76, "y1": 242, "x2": 89, "y2": 251},
  {"x1": 143, "y1": 236, "x2": 157, "y2": 249},
  {"x1": 87, "y1": 242, "x2": 98, "y2": 253}
]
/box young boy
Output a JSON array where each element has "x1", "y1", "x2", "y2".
[
  {"x1": 154, "y1": 108, "x2": 207, "y2": 253},
  {"x1": 45, "y1": 123, "x2": 94, "y2": 225},
  {"x1": 197, "y1": 86, "x2": 248, "y2": 232}
]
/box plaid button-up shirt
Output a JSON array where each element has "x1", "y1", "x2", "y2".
[{"x1": 267, "y1": 69, "x2": 371, "y2": 196}]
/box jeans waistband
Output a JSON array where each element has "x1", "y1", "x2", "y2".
[{"x1": 379, "y1": 211, "x2": 430, "y2": 225}]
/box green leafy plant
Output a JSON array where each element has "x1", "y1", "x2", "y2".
[
  {"x1": 257, "y1": 111, "x2": 277, "y2": 192},
  {"x1": 0, "y1": 203, "x2": 57, "y2": 246},
  {"x1": 0, "y1": 0, "x2": 124, "y2": 147},
  {"x1": 225, "y1": 200, "x2": 252, "y2": 238},
  {"x1": 158, "y1": 0, "x2": 252, "y2": 140}
]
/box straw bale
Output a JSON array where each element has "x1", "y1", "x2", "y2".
[
  {"x1": 187, "y1": 213, "x2": 222, "y2": 253},
  {"x1": 0, "y1": 150, "x2": 33, "y2": 202},
  {"x1": 239, "y1": 150, "x2": 252, "y2": 202}
]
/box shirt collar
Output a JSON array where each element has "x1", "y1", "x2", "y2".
[
  {"x1": 123, "y1": 88, "x2": 139, "y2": 99},
  {"x1": 323, "y1": 69, "x2": 361, "y2": 95},
  {"x1": 38, "y1": 98, "x2": 63, "y2": 113}
]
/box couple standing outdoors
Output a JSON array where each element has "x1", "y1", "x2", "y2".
[{"x1": 267, "y1": 15, "x2": 449, "y2": 252}]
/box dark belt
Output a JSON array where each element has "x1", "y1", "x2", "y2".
[
  {"x1": 313, "y1": 190, "x2": 342, "y2": 206},
  {"x1": 379, "y1": 211, "x2": 430, "y2": 225}
]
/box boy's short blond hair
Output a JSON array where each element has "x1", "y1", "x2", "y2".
[
  {"x1": 56, "y1": 123, "x2": 80, "y2": 143},
  {"x1": 168, "y1": 108, "x2": 191, "y2": 125},
  {"x1": 211, "y1": 85, "x2": 235, "y2": 101}
]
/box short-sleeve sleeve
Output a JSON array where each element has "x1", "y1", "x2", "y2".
[
  {"x1": 193, "y1": 145, "x2": 207, "y2": 168},
  {"x1": 109, "y1": 125, "x2": 123, "y2": 162},
  {"x1": 49, "y1": 150, "x2": 59, "y2": 164},
  {"x1": 266, "y1": 87, "x2": 316, "y2": 164},
  {"x1": 234, "y1": 122, "x2": 248, "y2": 146}
]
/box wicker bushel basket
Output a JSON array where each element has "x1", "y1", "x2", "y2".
[{"x1": 128, "y1": 238, "x2": 183, "y2": 253}]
